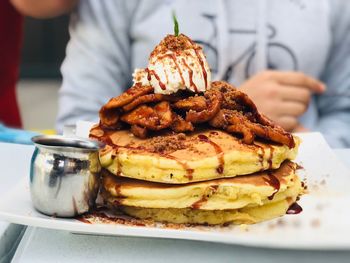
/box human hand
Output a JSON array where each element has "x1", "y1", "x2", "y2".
[
  {"x1": 293, "y1": 124, "x2": 309, "y2": 133},
  {"x1": 239, "y1": 70, "x2": 325, "y2": 131}
]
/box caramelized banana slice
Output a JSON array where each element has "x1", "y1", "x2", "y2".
[
  {"x1": 121, "y1": 101, "x2": 173, "y2": 130},
  {"x1": 173, "y1": 96, "x2": 207, "y2": 111},
  {"x1": 185, "y1": 89, "x2": 223, "y2": 123}
]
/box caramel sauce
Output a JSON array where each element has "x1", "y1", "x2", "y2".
[
  {"x1": 181, "y1": 58, "x2": 198, "y2": 92},
  {"x1": 186, "y1": 169, "x2": 194, "y2": 180},
  {"x1": 181, "y1": 36, "x2": 208, "y2": 90},
  {"x1": 267, "y1": 145, "x2": 274, "y2": 170},
  {"x1": 191, "y1": 201, "x2": 204, "y2": 209},
  {"x1": 191, "y1": 185, "x2": 219, "y2": 209},
  {"x1": 159, "y1": 54, "x2": 185, "y2": 87},
  {"x1": 146, "y1": 68, "x2": 167, "y2": 90},
  {"x1": 252, "y1": 143, "x2": 275, "y2": 170},
  {"x1": 158, "y1": 152, "x2": 194, "y2": 180},
  {"x1": 264, "y1": 171, "x2": 281, "y2": 200},
  {"x1": 194, "y1": 48, "x2": 208, "y2": 89},
  {"x1": 90, "y1": 126, "x2": 115, "y2": 146},
  {"x1": 296, "y1": 163, "x2": 304, "y2": 170},
  {"x1": 198, "y1": 134, "x2": 224, "y2": 174},
  {"x1": 87, "y1": 212, "x2": 146, "y2": 227},
  {"x1": 112, "y1": 199, "x2": 122, "y2": 206},
  {"x1": 191, "y1": 199, "x2": 205, "y2": 209},
  {"x1": 76, "y1": 217, "x2": 92, "y2": 224},
  {"x1": 286, "y1": 202, "x2": 303, "y2": 214},
  {"x1": 114, "y1": 183, "x2": 123, "y2": 197},
  {"x1": 253, "y1": 143, "x2": 265, "y2": 170}
]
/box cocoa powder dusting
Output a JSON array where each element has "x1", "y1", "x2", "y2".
[
  {"x1": 146, "y1": 133, "x2": 188, "y2": 154},
  {"x1": 151, "y1": 34, "x2": 196, "y2": 57}
]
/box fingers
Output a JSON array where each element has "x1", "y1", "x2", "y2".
[
  {"x1": 273, "y1": 100, "x2": 307, "y2": 131},
  {"x1": 264, "y1": 71, "x2": 325, "y2": 93},
  {"x1": 275, "y1": 116, "x2": 298, "y2": 132},
  {"x1": 279, "y1": 86, "x2": 311, "y2": 104},
  {"x1": 239, "y1": 70, "x2": 324, "y2": 132},
  {"x1": 293, "y1": 125, "x2": 309, "y2": 133},
  {"x1": 276, "y1": 101, "x2": 307, "y2": 117}
]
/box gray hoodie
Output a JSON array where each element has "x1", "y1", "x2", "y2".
[{"x1": 57, "y1": 0, "x2": 350, "y2": 148}]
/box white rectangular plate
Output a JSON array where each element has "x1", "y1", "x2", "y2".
[{"x1": 0, "y1": 133, "x2": 350, "y2": 250}]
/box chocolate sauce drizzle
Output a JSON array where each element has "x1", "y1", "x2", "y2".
[
  {"x1": 198, "y1": 134, "x2": 224, "y2": 174},
  {"x1": 264, "y1": 171, "x2": 281, "y2": 200},
  {"x1": 286, "y1": 202, "x2": 303, "y2": 214}
]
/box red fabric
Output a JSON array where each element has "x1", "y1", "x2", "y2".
[{"x1": 0, "y1": 1, "x2": 23, "y2": 128}]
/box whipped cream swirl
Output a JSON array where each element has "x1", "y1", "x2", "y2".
[{"x1": 133, "y1": 34, "x2": 211, "y2": 94}]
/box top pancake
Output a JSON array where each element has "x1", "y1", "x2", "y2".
[{"x1": 92, "y1": 126, "x2": 300, "y2": 184}]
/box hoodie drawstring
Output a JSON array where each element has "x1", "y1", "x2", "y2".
[
  {"x1": 256, "y1": 0, "x2": 267, "y2": 72},
  {"x1": 217, "y1": 0, "x2": 230, "y2": 80},
  {"x1": 217, "y1": 0, "x2": 267, "y2": 80}
]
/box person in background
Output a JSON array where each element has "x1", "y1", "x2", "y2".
[
  {"x1": 10, "y1": 0, "x2": 77, "y2": 19},
  {"x1": 57, "y1": 0, "x2": 350, "y2": 148},
  {"x1": 0, "y1": 0, "x2": 76, "y2": 143},
  {"x1": 0, "y1": 0, "x2": 77, "y2": 127},
  {"x1": 0, "y1": 1, "x2": 23, "y2": 128}
]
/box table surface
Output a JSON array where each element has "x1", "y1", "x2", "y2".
[
  {"x1": 2, "y1": 145, "x2": 350, "y2": 263},
  {"x1": 0, "y1": 143, "x2": 34, "y2": 263}
]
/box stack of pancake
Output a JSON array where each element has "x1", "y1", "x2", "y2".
[
  {"x1": 91, "y1": 128, "x2": 302, "y2": 225},
  {"x1": 90, "y1": 34, "x2": 304, "y2": 225}
]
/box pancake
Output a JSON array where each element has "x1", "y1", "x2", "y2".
[
  {"x1": 121, "y1": 197, "x2": 297, "y2": 225},
  {"x1": 93, "y1": 127, "x2": 300, "y2": 184},
  {"x1": 102, "y1": 161, "x2": 303, "y2": 211}
]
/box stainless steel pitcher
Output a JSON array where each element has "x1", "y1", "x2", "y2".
[{"x1": 30, "y1": 135, "x2": 103, "y2": 217}]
